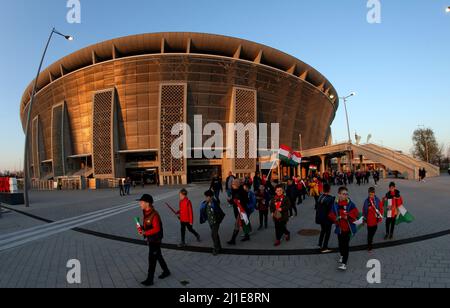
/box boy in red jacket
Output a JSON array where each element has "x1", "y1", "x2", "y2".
[
  {"x1": 362, "y1": 187, "x2": 384, "y2": 252},
  {"x1": 383, "y1": 182, "x2": 404, "y2": 240},
  {"x1": 178, "y1": 189, "x2": 201, "y2": 247},
  {"x1": 329, "y1": 187, "x2": 360, "y2": 271}
]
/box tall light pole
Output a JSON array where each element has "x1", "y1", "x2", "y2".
[
  {"x1": 330, "y1": 92, "x2": 356, "y2": 172},
  {"x1": 23, "y1": 28, "x2": 73, "y2": 208},
  {"x1": 329, "y1": 92, "x2": 356, "y2": 143}
]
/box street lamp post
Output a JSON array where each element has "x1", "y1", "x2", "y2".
[
  {"x1": 341, "y1": 92, "x2": 356, "y2": 144},
  {"x1": 23, "y1": 28, "x2": 73, "y2": 208},
  {"x1": 330, "y1": 92, "x2": 356, "y2": 171},
  {"x1": 329, "y1": 92, "x2": 356, "y2": 143}
]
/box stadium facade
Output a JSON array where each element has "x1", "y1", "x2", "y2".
[{"x1": 20, "y1": 32, "x2": 339, "y2": 185}]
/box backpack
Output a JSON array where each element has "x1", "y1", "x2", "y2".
[{"x1": 247, "y1": 191, "x2": 257, "y2": 214}]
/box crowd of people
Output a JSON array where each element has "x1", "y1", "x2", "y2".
[{"x1": 135, "y1": 169, "x2": 407, "y2": 286}]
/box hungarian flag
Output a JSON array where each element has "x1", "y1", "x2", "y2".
[
  {"x1": 396, "y1": 205, "x2": 415, "y2": 225},
  {"x1": 279, "y1": 145, "x2": 293, "y2": 163},
  {"x1": 291, "y1": 152, "x2": 302, "y2": 166},
  {"x1": 236, "y1": 201, "x2": 251, "y2": 233},
  {"x1": 353, "y1": 214, "x2": 365, "y2": 234}
]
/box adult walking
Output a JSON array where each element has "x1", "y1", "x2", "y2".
[
  {"x1": 200, "y1": 190, "x2": 225, "y2": 256},
  {"x1": 225, "y1": 171, "x2": 236, "y2": 201},
  {"x1": 256, "y1": 185, "x2": 269, "y2": 230},
  {"x1": 286, "y1": 178, "x2": 298, "y2": 217},
  {"x1": 315, "y1": 183, "x2": 334, "y2": 253},
  {"x1": 309, "y1": 177, "x2": 320, "y2": 206},
  {"x1": 270, "y1": 184, "x2": 291, "y2": 247},
  {"x1": 210, "y1": 173, "x2": 223, "y2": 201},
  {"x1": 136, "y1": 194, "x2": 171, "y2": 287},
  {"x1": 227, "y1": 180, "x2": 251, "y2": 245},
  {"x1": 373, "y1": 170, "x2": 380, "y2": 186},
  {"x1": 119, "y1": 178, "x2": 125, "y2": 197},
  {"x1": 253, "y1": 171, "x2": 262, "y2": 192},
  {"x1": 125, "y1": 177, "x2": 131, "y2": 195}
]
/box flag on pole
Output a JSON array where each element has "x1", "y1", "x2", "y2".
[
  {"x1": 309, "y1": 164, "x2": 318, "y2": 170},
  {"x1": 236, "y1": 201, "x2": 251, "y2": 234},
  {"x1": 260, "y1": 151, "x2": 279, "y2": 170},
  {"x1": 279, "y1": 145, "x2": 293, "y2": 163},
  {"x1": 291, "y1": 151, "x2": 302, "y2": 166},
  {"x1": 396, "y1": 205, "x2": 415, "y2": 225}
]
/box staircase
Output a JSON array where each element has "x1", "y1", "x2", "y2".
[
  {"x1": 301, "y1": 142, "x2": 440, "y2": 180},
  {"x1": 362, "y1": 144, "x2": 440, "y2": 178}
]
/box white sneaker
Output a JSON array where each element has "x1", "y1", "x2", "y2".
[
  {"x1": 338, "y1": 256, "x2": 343, "y2": 263},
  {"x1": 338, "y1": 264, "x2": 347, "y2": 271}
]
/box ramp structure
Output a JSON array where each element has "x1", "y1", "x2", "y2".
[{"x1": 301, "y1": 142, "x2": 440, "y2": 180}]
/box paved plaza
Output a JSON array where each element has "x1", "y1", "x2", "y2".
[{"x1": 1, "y1": 175, "x2": 450, "y2": 288}]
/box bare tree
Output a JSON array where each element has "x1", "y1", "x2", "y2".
[{"x1": 412, "y1": 127, "x2": 442, "y2": 166}]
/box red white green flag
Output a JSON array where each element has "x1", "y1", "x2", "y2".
[
  {"x1": 291, "y1": 152, "x2": 302, "y2": 166},
  {"x1": 279, "y1": 145, "x2": 293, "y2": 163},
  {"x1": 237, "y1": 201, "x2": 251, "y2": 234},
  {"x1": 396, "y1": 205, "x2": 415, "y2": 225}
]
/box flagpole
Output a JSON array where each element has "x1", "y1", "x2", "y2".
[{"x1": 266, "y1": 149, "x2": 279, "y2": 183}]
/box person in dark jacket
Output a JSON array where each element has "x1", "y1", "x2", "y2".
[
  {"x1": 137, "y1": 194, "x2": 171, "y2": 287},
  {"x1": 210, "y1": 174, "x2": 223, "y2": 200},
  {"x1": 270, "y1": 184, "x2": 291, "y2": 247},
  {"x1": 125, "y1": 177, "x2": 132, "y2": 195},
  {"x1": 285, "y1": 179, "x2": 298, "y2": 217},
  {"x1": 364, "y1": 171, "x2": 370, "y2": 185},
  {"x1": 315, "y1": 183, "x2": 334, "y2": 253},
  {"x1": 256, "y1": 185, "x2": 269, "y2": 230},
  {"x1": 253, "y1": 172, "x2": 262, "y2": 192},
  {"x1": 200, "y1": 190, "x2": 225, "y2": 256},
  {"x1": 372, "y1": 170, "x2": 380, "y2": 186},
  {"x1": 119, "y1": 178, "x2": 125, "y2": 197},
  {"x1": 227, "y1": 180, "x2": 251, "y2": 245},
  {"x1": 225, "y1": 172, "x2": 236, "y2": 200}
]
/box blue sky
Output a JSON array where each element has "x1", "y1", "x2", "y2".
[{"x1": 0, "y1": 0, "x2": 449, "y2": 170}]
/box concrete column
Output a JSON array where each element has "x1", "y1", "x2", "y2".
[
  {"x1": 337, "y1": 157, "x2": 342, "y2": 172},
  {"x1": 345, "y1": 153, "x2": 350, "y2": 172},
  {"x1": 320, "y1": 155, "x2": 326, "y2": 175}
]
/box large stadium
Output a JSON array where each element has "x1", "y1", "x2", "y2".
[{"x1": 20, "y1": 32, "x2": 339, "y2": 186}]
